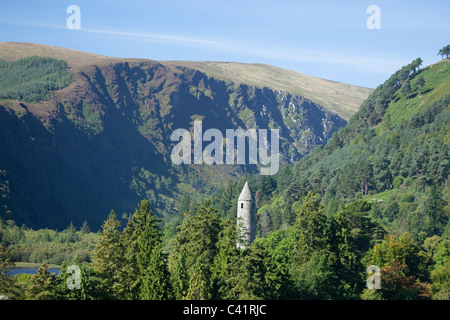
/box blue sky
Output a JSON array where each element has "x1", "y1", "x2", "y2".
[{"x1": 0, "y1": 0, "x2": 449, "y2": 88}]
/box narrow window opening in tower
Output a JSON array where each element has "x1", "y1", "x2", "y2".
[{"x1": 241, "y1": 203, "x2": 244, "y2": 208}]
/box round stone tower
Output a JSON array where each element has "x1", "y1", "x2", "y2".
[{"x1": 237, "y1": 181, "x2": 255, "y2": 249}]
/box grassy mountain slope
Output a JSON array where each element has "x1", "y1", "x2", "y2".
[
  {"x1": 165, "y1": 61, "x2": 373, "y2": 120},
  {"x1": 0, "y1": 42, "x2": 114, "y2": 68},
  {"x1": 0, "y1": 43, "x2": 372, "y2": 119},
  {"x1": 381, "y1": 60, "x2": 450, "y2": 129}
]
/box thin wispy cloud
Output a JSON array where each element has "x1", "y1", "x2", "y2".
[
  {"x1": 81, "y1": 28, "x2": 224, "y2": 46},
  {"x1": 222, "y1": 40, "x2": 403, "y2": 75},
  {"x1": 1, "y1": 1, "x2": 448, "y2": 89},
  {"x1": 5, "y1": 19, "x2": 401, "y2": 77},
  {"x1": 9, "y1": 20, "x2": 224, "y2": 46}
]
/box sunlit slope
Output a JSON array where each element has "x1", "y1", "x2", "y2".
[
  {"x1": 165, "y1": 60, "x2": 373, "y2": 120},
  {"x1": 0, "y1": 42, "x2": 372, "y2": 120}
]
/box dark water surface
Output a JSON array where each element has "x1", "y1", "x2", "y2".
[{"x1": 7, "y1": 267, "x2": 61, "y2": 276}]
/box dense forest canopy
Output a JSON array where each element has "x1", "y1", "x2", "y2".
[{"x1": 0, "y1": 56, "x2": 73, "y2": 103}]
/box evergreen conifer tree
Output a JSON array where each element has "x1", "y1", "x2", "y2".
[
  {"x1": 0, "y1": 244, "x2": 17, "y2": 298},
  {"x1": 186, "y1": 253, "x2": 211, "y2": 300},
  {"x1": 136, "y1": 201, "x2": 172, "y2": 300},
  {"x1": 92, "y1": 210, "x2": 124, "y2": 299},
  {"x1": 423, "y1": 184, "x2": 448, "y2": 237},
  {"x1": 211, "y1": 218, "x2": 241, "y2": 299},
  {"x1": 292, "y1": 191, "x2": 330, "y2": 263},
  {"x1": 25, "y1": 262, "x2": 56, "y2": 300},
  {"x1": 171, "y1": 250, "x2": 189, "y2": 299},
  {"x1": 168, "y1": 200, "x2": 221, "y2": 299},
  {"x1": 140, "y1": 247, "x2": 172, "y2": 300},
  {"x1": 120, "y1": 200, "x2": 154, "y2": 299}
]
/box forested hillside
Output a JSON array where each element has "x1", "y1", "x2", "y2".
[
  {"x1": 0, "y1": 56, "x2": 73, "y2": 103},
  {"x1": 239, "y1": 58, "x2": 450, "y2": 240}
]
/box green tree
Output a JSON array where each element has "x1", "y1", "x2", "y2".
[
  {"x1": 292, "y1": 191, "x2": 330, "y2": 263},
  {"x1": 0, "y1": 56, "x2": 73, "y2": 103},
  {"x1": 80, "y1": 221, "x2": 90, "y2": 234},
  {"x1": 136, "y1": 201, "x2": 172, "y2": 300},
  {"x1": 169, "y1": 199, "x2": 221, "y2": 299},
  {"x1": 364, "y1": 261, "x2": 431, "y2": 300},
  {"x1": 438, "y1": 45, "x2": 450, "y2": 60},
  {"x1": 119, "y1": 200, "x2": 157, "y2": 299},
  {"x1": 423, "y1": 184, "x2": 448, "y2": 237},
  {"x1": 290, "y1": 252, "x2": 339, "y2": 300},
  {"x1": 186, "y1": 253, "x2": 212, "y2": 300},
  {"x1": 444, "y1": 45, "x2": 450, "y2": 59},
  {"x1": 257, "y1": 227, "x2": 299, "y2": 299},
  {"x1": 25, "y1": 262, "x2": 57, "y2": 300},
  {"x1": 413, "y1": 57, "x2": 423, "y2": 72},
  {"x1": 55, "y1": 257, "x2": 103, "y2": 300},
  {"x1": 211, "y1": 218, "x2": 241, "y2": 299},
  {"x1": 354, "y1": 157, "x2": 372, "y2": 196},
  {"x1": 61, "y1": 222, "x2": 79, "y2": 243},
  {"x1": 229, "y1": 241, "x2": 283, "y2": 300},
  {"x1": 92, "y1": 210, "x2": 124, "y2": 299},
  {"x1": 178, "y1": 194, "x2": 191, "y2": 215},
  {"x1": 384, "y1": 202, "x2": 399, "y2": 222},
  {"x1": 171, "y1": 250, "x2": 189, "y2": 299},
  {"x1": 289, "y1": 192, "x2": 341, "y2": 299},
  {"x1": 332, "y1": 200, "x2": 381, "y2": 297},
  {"x1": 369, "y1": 233, "x2": 429, "y2": 282},
  {"x1": 0, "y1": 244, "x2": 17, "y2": 298},
  {"x1": 430, "y1": 239, "x2": 450, "y2": 299},
  {"x1": 415, "y1": 76, "x2": 426, "y2": 97},
  {"x1": 401, "y1": 80, "x2": 412, "y2": 100},
  {"x1": 373, "y1": 154, "x2": 392, "y2": 191},
  {"x1": 258, "y1": 175, "x2": 276, "y2": 204},
  {"x1": 140, "y1": 247, "x2": 172, "y2": 300},
  {"x1": 430, "y1": 261, "x2": 450, "y2": 300}
]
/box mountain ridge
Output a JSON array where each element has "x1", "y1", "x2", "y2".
[
  {"x1": 164, "y1": 60, "x2": 373, "y2": 120},
  {"x1": 0, "y1": 42, "x2": 373, "y2": 120},
  {"x1": 0, "y1": 42, "x2": 368, "y2": 229}
]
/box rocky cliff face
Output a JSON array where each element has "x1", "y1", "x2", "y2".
[
  {"x1": 61, "y1": 60, "x2": 346, "y2": 160},
  {"x1": 0, "y1": 46, "x2": 351, "y2": 229}
]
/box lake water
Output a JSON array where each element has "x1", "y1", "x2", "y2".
[{"x1": 7, "y1": 268, "x2": 61, "y2": 276}]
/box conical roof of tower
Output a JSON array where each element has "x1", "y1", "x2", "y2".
[{"x1": 238, "y1": 181, "x2": 253, "y2": 201}]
